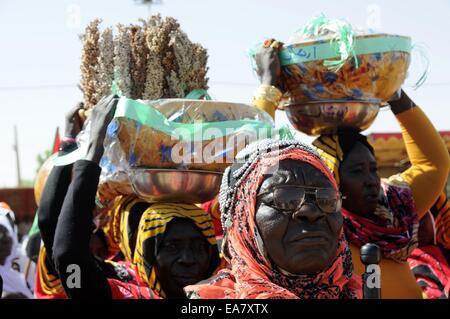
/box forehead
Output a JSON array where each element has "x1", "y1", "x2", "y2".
[
  {"x1": 259, "y1": 159, "x2": 332, "y2": 191},
  {"x1": 162, "y1": 218, "x2": 205, "y2": 242},
  {"x1": 341, "y1": 142, "x2": 377, "y2": 167}
]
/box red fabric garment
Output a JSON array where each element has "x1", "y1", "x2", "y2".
[
  {"x1": 107, "y1": 261, "x2": 160, "y2": 299},
  {"x1": 104, "y1": 260, "x2": 140, "y2": 284},
  {"x1": 34, "y1": 248, "x2": 144, "y2": 299},
  {"x1": 52, "y1": 127, "x2": 61, "y2": 154},
  {"x1": 408, "y1": 245, "x2": 450, "y2": 299},
  {"x1": 34, "y1": 264, "x2": 66, "y2": 299},
  {"x1": 341, "y1": 179, "x2": 419, "y2": 263},
  {"x1": 34, "y1": 246, "x2": 66, "y2": 299},
  {"x1": 200, "y1": 199, "x2": 223, "y2": 239},
  {"x1": 186, "y1": 146, "x2": 362, "y2": 299},
  {"x1": 186, "y1": 234, "x2": 361, "y2": 299},
  {"x1": 108, "y1": 279, "x2": 160, "y2": 299}
]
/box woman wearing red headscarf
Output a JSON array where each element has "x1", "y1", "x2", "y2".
[{"x1": 185, "y1": 139, "x2": 362, "y2": 299}]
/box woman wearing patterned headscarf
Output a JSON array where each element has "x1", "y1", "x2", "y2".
[
  {"x1": 185, "y1": 139, "x2": 362, "y2": 299},
  {"x1": 132, "y1": 203, "x2": 220, "y2": 298},
  {"x1": 311, "y1": 93, "x2": 449, "y2": 298},
  {"x1": 253, "y1": 43, "x2": 449, "y2": 298}
]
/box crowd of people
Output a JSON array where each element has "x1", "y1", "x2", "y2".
[{"x1": 0, "y1": 40, "x2": 449, "y2": 300}]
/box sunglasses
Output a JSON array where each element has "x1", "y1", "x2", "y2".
[{"x1": 258, "y1": 185, "x2": 344, "y2": 214}]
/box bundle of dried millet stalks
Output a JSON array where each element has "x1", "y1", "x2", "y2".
[
  {"x1": 80, "y1": 19, "x2": 101, "y2": 109},
  {"x1": 79, "y1": 15, "x2": 209, "y2": 108},
  {"x1": 96, "y1": 27, "x2": 114, "y2": 102}
]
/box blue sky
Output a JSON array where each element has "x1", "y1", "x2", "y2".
[{"x1": 1, "y1": 0, "x2": 449, "y2": 186}]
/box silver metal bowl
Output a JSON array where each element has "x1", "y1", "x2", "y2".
[
  {"x1": 129, "y1": 168, "x2": 223, "y2": 204},
  {"x1": 284, "y1": 101, "x2": 380, "y2": 136}
]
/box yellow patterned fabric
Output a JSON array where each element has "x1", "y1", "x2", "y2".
[
  {"x1": 133, "y1": 203, "x2": 217, "y2": 298},
  {"x1": 35, "y1": 246, "x2": 66, "y2": 298},
  {"x1": 118, "y1": 197, "x2": 148, "y2": 262},
  {"x1": 102, "y1": 195, "x2": 147, "y2": 261},
  {"x1": 434, "y1": 193, "x2": 450, "y2": 249},
  {"x1": 312, "y1": 135, "x2": 343, "y2": 185}
]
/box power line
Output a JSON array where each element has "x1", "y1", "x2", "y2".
[
  {"x1": 0, "y1": 84, "x2": 77, "y2": 91},
  {"x1": 210, "y1": 81, "x2": 257, "y2": 87},
  {"x1": 0, "y1": 81, "x2": 258, "y2": 92},
  {"x1": 1, "y1": 81, "x2": 450, "y2": 92}
]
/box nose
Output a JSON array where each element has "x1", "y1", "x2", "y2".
[
  {"x1": 292, "y1": 202, "x2": 326, "y2": 223},
  {"x1": 365, "y1": 171, "x2": 380, "y2": 188},
  {"x1": 177, "y1": 247, "x2": 196, "y2": 266}
]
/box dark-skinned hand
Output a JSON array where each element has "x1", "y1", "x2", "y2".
[
  {"x1": 388, "y1": 89, "x2": 416, "y2": 115},
  {"x1": 255, "y1": 40, "x2": 283, "y2": 89},
  {"x1": 85, "y1": 95, "x2": 118, "y2": 164},
  {"x1": 64, "y1": 102, "x2": 85, "y2": 138}
]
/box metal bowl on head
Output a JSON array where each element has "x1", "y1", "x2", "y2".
[
  {"x1": 284, "y1": 100, "x2": 380, "y2": 136},
  {"x1": 129, "y1": 168, "x2": 223, "y2": 204}
]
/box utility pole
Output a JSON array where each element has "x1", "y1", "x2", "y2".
[
  {"x1": 134, "y1": 0, "x2": 163, "y2": 16},
  {"x1": 13, "y1": 125, "x2": 22, "y2": 187}
]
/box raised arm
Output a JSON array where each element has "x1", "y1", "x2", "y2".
[
  {"x1": 38, "y1": 103, "x2": 84, "y2": 274},
  {"x1": 252, "y1": 40, "x2": 283, "y2": 119},
  {"x1": 53, "y1": 96, "x2": 118, "y2": 299},
  {"x1": 390, "y1": 91, "x2": 450, "y2": 218}
]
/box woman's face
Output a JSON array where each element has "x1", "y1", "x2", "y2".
[
  {"x1": 151, "y1": 218, "x2": 212, "y2": 299},
  {"x1": 0, "y1": 224, "x2": 13, "y2": 265},
  {"x1": 255, "y1": 160, "x2": 343, "y2": 275},
  {"x1": 339, "y1": 142, "x2": 381, "y2": 216}
]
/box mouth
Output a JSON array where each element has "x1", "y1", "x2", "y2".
[
  {"x1": 289, "y1": 232, "x2": 330, "y2": 246},
  {"x1": 364, "y1": 193, "x2": 379, "y2": 203}
]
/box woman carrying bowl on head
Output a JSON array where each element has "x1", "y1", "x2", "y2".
[
  {"x1": 253, "y1": 41, "x2": 450, "y2": 299},
  {"x1": 184, "y1": 139, "x2": 362, "y2": 299},
  {"x1": 51, "y1": 96, "x2": 221, "y2": 299}
]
